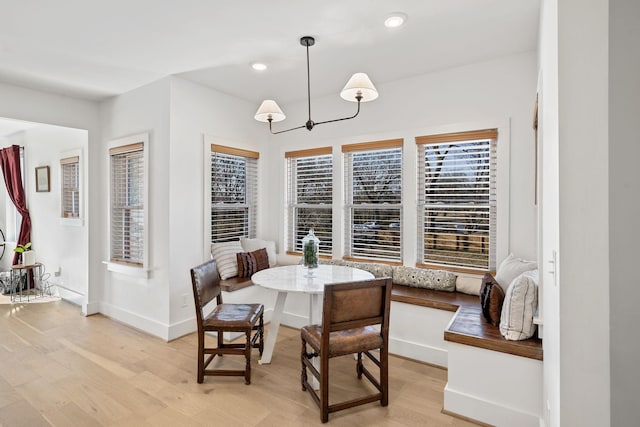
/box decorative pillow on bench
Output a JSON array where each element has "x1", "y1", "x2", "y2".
[
  {"x1": 240, "y1": 237, "x2": 277, "y2": 268},
  {"x1": 480, "y1": 272, "x2": 505, "y2": 326},
  {"x1": 392, "y1": 266, "x2": 457, "y2": 292},
  {"x1": 500, "y1": 269, "x2": 539, "y2": 340},
  {"x1": 236, "y1": 248, "x2": 270, "y2": 278},
  {"x1": 211, "y1": 240, "x2": 244, "y2": 280},
  {"x1": 494, "y1": 253, "x2": 537, "y2": 291}
]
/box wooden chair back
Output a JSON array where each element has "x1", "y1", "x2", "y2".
[{"x1": 190, "y1": 260, "x2": 223, "y2": 328}]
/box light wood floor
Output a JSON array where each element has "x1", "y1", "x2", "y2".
[{"x1": 0, "y1": 300, "x2": 478, "y2": 427}]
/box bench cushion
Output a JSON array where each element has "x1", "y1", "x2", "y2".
[{"x1": 392, "y1": 266, "x2": 456, "y2": 292}]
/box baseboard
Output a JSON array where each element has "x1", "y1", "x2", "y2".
[
  {"x1": 168, "y1": 317, "x2": 196, "y2": 341},
  {"x1": 98, "y1": 302, "x2": 170, "y2": 341},
  {"x1": 444, "y1": 383, "x2": 541, "y2": 427},
  {"x1": 281, "y1": 311, "x2": 309, "y2": 329},
  {"x1": 83, "y1": 300, "x2": 100, "y2": 316},
  {"x1": 388, "y1": 336, "x2": 448, "y2": 368}
]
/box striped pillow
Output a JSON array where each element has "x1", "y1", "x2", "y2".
[{"x1": 210, "y1": 240, "x2": 243, "y2": 280}]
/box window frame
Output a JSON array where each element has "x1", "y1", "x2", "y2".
[
  {"x1": 209, "y1": 143, "x2": 259, "y2": 244},
  {"x1": 343, "y1": 139, "x2": 403, "y2": 264},
  {"x1": 416, "y1": 129, "x2": 499, "y2": 274},
  {"x1": 60, "y1": 150, "x2": 82, "y2": 225},
  {"x1": 285, "y1": 147, "x2": 334, "y2": 256},
  {"x1": 107, "y1": 132, "x2": 149, "y2": 278}
]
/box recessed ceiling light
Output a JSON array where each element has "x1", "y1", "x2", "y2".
[
  {"x1": 384, "y1": 13, "x2": 407, "y2": 28},
  {"x1": 251, "y1": 62, "x2": 267, "y2": 71}
]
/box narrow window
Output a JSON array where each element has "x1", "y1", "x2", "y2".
[
  {"x1": 286, "y1": 148, "x2": 333, "y2": 255},
  {"x1": 60, "y1": 156, "x2": 80, "y2": 218},
  {"x1": 210, "y1": 144, "x2": 258, "y2": 243},
  {"x1": 417, "y1": 129, "x2": 497, "y2": 272},
  {"x1": 343, "y1": 139, "x2": 403, "y2": 262},
  {"x1": 110, "y1": 142, "x2": 144, "y2": 266}
]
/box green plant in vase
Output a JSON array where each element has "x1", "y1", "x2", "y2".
[
  {"x1": 14, "y1": 242, "x2": 34, "y2": 265},
  {"x1": 302, "y1": 229, "x2": 319, "y2": 272}
]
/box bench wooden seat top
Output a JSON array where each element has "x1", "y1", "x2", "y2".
[{"x1": 392, "y1": 284, "x2": 543, "y2": 361}]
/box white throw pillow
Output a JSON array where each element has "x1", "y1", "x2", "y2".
[
  {"x1": 500, "y1": 270, "x2": 539, "y2": 340},
  {"x1": 210, "y1": 240, "x2": 244, "y2": 280},
  {"x1": 240, "y1": 237, "x2": 277, "y2": 267},
  {"x1": 455, "y1": 275, "x2": 482, "y2": 296},
  {"x1": 494, "y1": 253, "x2": 537, "y2": 291}
]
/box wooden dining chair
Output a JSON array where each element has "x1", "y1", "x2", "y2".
[
  {"x1": 190, "y1": 259, "x2": 264, "y2": 385},
  {"x1": 300, "y1": 278, "x2": 392, "y2": 423}
]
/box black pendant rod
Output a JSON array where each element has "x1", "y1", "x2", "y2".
[{"x1": 267, "y1": 35, "x2": 363, "y2": 135}]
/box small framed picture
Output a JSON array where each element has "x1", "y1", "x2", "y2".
[{"x1": 35, "y1": 166, "x2": 50, "y2": 192}]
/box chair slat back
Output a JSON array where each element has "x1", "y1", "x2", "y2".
[
  {"x1": 322, "y1": 278, "x2": 392, "y2": 333},
  {"x1": 190, "y1": 260, "x2": 222, "y2": 322}
]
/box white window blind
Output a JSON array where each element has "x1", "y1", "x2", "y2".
[
  {"x1": 110, "y1": 143, "x2": 144, "y2": 265},
  {"x1": 61, "y1": 156, "x2": 80, "y2": 218},
  {"x1": 343, "y1": 140, "x2": 402, "y2": 262},
  {"x1": 417, "y1": 129, "x2": 497, "y2": 271},
  {"x1": 210, "y1": 145, "x2": 258, "y2": 243},
  {"x1": 286, "y1": 148, "x2": 333, "y2": 255}
]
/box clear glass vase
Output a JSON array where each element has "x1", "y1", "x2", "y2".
[{"x1": 302, "y1": 229, "x2": 320, "y2": 276}]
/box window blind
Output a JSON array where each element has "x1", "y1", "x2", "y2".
[
  {"x1": 210, "y1": 146, "x2": 258, "y2": 243},
  {"x1": 61, "y1": 156, "x2": 80, "y2": 218},
  {"x1": 417, "y1": 129, "x2": 497, "y2": 271},
  {"x1": 110, "y1": 143, "x2": 144, "y2": 265},
  {"x1": 286, "y1": 148, "x2": 333, "y2": 255},
  {"x1": 344, "y1": 140, "x2": 402, "y2": 262}
]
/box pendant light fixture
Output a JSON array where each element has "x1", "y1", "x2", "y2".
[{"x1": 254, "y1": 36, "x2": 378, "y2": 134}]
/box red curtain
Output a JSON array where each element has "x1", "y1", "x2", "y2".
[{"x1": 0, "y1": 145, "x2": 31, "y2": 265}]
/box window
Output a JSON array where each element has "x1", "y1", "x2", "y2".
[
  {"x1": 210, "y1": 144, "x2": 258, "y2": 243},
  {"x1": 286, "y1": 148, "x2": 333, "y2": 255},
  {"x1": 417, "y1": 129, "x2": 497, "y2": 272},
  {"x1": 110, "y1": 140, "x2": 145, "y2": 266},
  {"x1": 60, "y1": 156, "x2": 79, "y2": 218},
  {"x1": 343, "y1": 139, "x2": 403, "y2": 262}
]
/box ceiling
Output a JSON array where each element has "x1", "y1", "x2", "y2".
[{"x1": 0, "y1": 1, "x2": 540, "y2": 106}]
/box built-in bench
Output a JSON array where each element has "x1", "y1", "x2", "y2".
[
  {"x1": 219, "y1": 276, "x2": 253, "y2": 293},
  {"x1": 391, "y1": 284, "x2": 543, "y2": 426},
  {"x1": 391, "y1": 284, "x2": 542, "y2": 360}
]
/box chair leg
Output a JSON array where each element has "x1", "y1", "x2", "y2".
[
  {"x1": 259, "y1": 313, "x2": 264, "y2": 356},
  {"x1": 320, "y1": 351, "x2": 329, "y2": 423},
  {"x1": 244, "y1": 330, "x2": 252, "y2": 385},
  {"x1": 381, "y1": 346, "x2": 389, "y2": 407},
  {"x1": 356, "y1": 352, "x2": 364, "y2": 378},
  {"x1": 197, "y1": 333, "x2": 204, "y2": 384},
  {"x1": 301, "y1": 337, "x2": 307, "y2": 391}
]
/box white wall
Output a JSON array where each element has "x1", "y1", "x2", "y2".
[
  {"x1": 2, "y1": 125, "x2": 88, "y2": 301},
  {"x1": 97, "y1": 78, "x2": 172, "y2": 338},
  {"x1": 262, "y1": 51, "x2": 538, "y2": 266},
  {"x1": 609, "y1": 0, "x2": 640, "y2": 424},
  {"x1": 557, "y1": 1, "x2": 610, "y2": 425},
  {"x1": 537, "y1": 1, "x2": 561, "y2": 426},
  {"x1": 167, "y1": 77, "x2": 264, "y2": 338},
  {"x1": 0, "y1": 83, "x2": 99, "y2": 313}
]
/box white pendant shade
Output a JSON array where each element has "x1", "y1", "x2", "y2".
[
  {"x1": 254, "y1": 100, "x2": 286, "y2": 122},
  {"x1": 340, "y1": 73, "x2": 379, "y2": 103}
]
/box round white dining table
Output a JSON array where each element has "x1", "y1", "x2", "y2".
[{"x1": 251, "y1": 264, "x2": 374, "y2": 364}]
